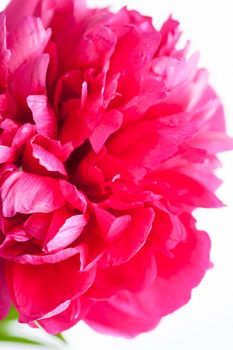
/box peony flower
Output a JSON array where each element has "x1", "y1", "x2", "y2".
[{"x1": 0, "y1": 0, "x2": 232, "y2": 337}]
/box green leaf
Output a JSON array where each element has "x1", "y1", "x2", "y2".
[
  {"x1": 54, "y1": 333, "x2": 67, "y2": 344},
  {"x1": 0, "y1": 309, "x2": 43, "y2": 346},
  {"x1": 0, "y1": 306, "x2": 67, "y2": 347},
  {"x1": 0, "y1": 329, "x2": 42, "y2": 346},
  {"x1": 4, "y1": 306, "x2": 19, "y2": 321}
]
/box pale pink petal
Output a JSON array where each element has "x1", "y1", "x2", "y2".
[
  {"x1": 107, "y1": 215, "x2": 132, "y2": 241},
  {"x1": 12, "y1": 123, "x2": 36, "y2": 149},
  {"x1": 0, "y1": 146, "x2": 13, "y2": 164},
  {"x1": 59, "y1": 180, "x2": 87, "y2": 212},
  {"x1": 188, "y1": 132, "x2": 233, "y2": 153},
  {"x1": 27, "y1": 95, "x2": 57, "y2": 138},
  {"x1": 197, "y1": 86, "x2": 226, "y2": 132},
  {"x1": 23, "y1": 135, "x2": 67, "y2": 177},
  {"x1": 0, "y1": 171, "x2": 65, "y2": 217},
  {"x1": 10, "y1": 54, "x2": 49, "y2": 108},
  {"x1": 7, "y1": 16, "x2": 51, "y2": 73},
  {"x1": 44, "y1": 213, "x2": 88, "y2": 253},
  {"x1": 153, "y1": 53, "x2": 198, "y2": 90},
  {"x1": 12, "y1": 245, "x2": 86, "y2": 265}
]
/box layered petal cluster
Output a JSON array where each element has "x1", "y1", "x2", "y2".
[{"x1": 0, "y1": 0, "x2": 231, "y2": 337}]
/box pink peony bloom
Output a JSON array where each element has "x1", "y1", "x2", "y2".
[{"x1": 0, "y1": 0, "x2": 232, "y2": 337}]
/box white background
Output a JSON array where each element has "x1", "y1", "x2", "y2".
[{"x1": 0, "y1": 0, "x2": 233, "y2": 349}]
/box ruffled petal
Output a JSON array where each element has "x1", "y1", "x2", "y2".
[
  {"x1": 23, "y1": 135, "x2": 67, "y2": 177},
  {"x1": 99, "y1": 208, "x2": 155, "y2": 267},
  {"x1": 85, "y1": 215, "x2": 211, "y2": 337}
]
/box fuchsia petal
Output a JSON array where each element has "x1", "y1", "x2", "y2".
[
  {"x1": 0, "y1": 0, "x2": 230, "y2": 338},
  {"x1": 5, "y1": 0, "x2": 41, "y2": 30},
  {"x1": 75, "y1": 23, "x2": 116, "y2": 70},
  {"x1": 0, "y1": 94, "x2": 17, "y2": 120},
  {"x1": 85, "y1": 215, "x2": 211, "y2": 337},
  {"x1": 24, "y1": 212, "x2": 52, "y2": 240},
  {"x1": 38, "y1": 299, "x2": 81, "y2": 334},
  {"x1": 155, "y1": 170, "x2": 223, "y2": 209},
  {"x1": 89, "y1": 110, "x2": 123, "y2": 153},
  {"x1": 0, "y1": 14, "x2": 10, "y2": 91},
  {"x1": 99, "y1": 208, "x2": 155, "y2": 267},
  {"x1": 87, "y1": 247, "x2": 157, "y2": 299},
  {"x1": 6, "y1": 255, "x2": 96, "y2": 323},
  {"x1": 107, "y1": 119, "x2": 198, "y2": 175},
  {"x1": 0, "y1": 261, "x2": 10, "y2": 319},
  {"x1": 37, "y1": 296, "x2": 92, "y2": 334}
]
